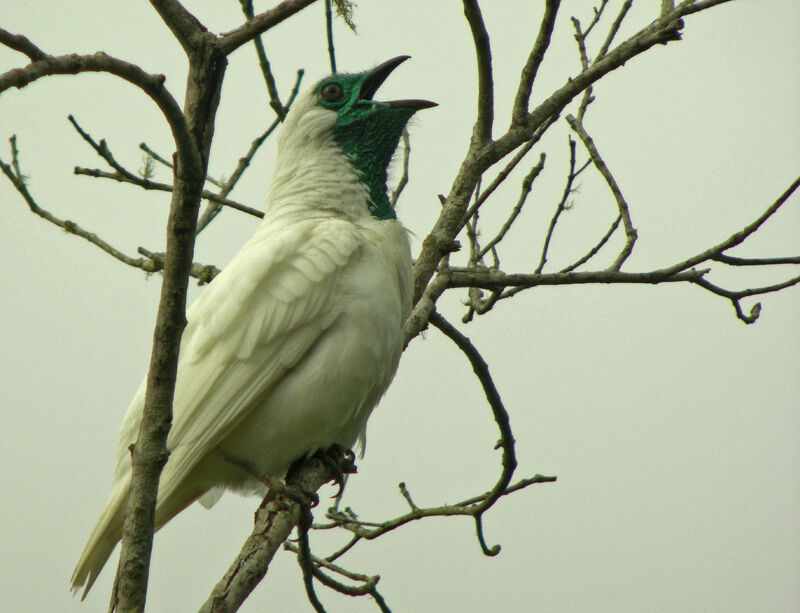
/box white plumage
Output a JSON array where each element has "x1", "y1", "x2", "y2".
[{"x1": 71, "y1": 69, "x2": 418, "y2": 595}]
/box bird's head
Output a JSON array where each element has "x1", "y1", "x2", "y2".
[{"x1": 275, "y1": 56, "x2": 436, "y2": 220}]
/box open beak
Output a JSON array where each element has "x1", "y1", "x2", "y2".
[{"x1": 360, "y1": 56, "x2": 438, "y2": 111}]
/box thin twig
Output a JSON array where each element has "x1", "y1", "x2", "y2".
[
  {"x1": 571, "y1": 2, "x2": 611, "y2": 121},
  {"x1": 429, "y1": 311, "x2": 516, "y2": 555},
  {"x1": 479, "y1": 152, "x2": 546, "y2": 259},
  {"x1": 711, "y1": 254, "x2": 800, "y2": 266},
  {"x1": 239, "y1": 0, "x2": 285, "y2": 118},
  {"x1": 297, "y1": 523, "x2": 327, "y2": 613},
  {"x1": 284, "y1": 542, "x2": 380, "y2": 592},
  {"x1": 655, "y1": 175, "x2": 800, "y2": 276},
  {"x1": 0, "y1": 137, "x2": 160, "y2": 274},
  {"x1": 217, "y1": 0, "x2": 319, "y2": 55},
  {"x1": 325, "y1": 0, "x2": 336, "y2": 73},
  {"x1": 560, "y1": 214, "x2": 621, "y2": 273},
  {"x1": 537, "y1": 137, "x2": 589, "y2": 274},
  {"x1": 72, "y1": 166, "x2": 262, "y2": 218},
  {"x1": 398, "y1": 482, "x2": 419, "y2": 511},
  {"x1": 389, "y1": 129, "x2": 410, "y2": 209},
  {"x1": 459, "y1": 114, "x2": 557, "y2": 231},
  {"x1": 692, "y1": 274, "x2": 800, "y2": 324},
  {"x1": 324, "y1": 473, "x2": 556, "y2": 543},
  {"x1": 567, "y1": 114, "x2": 637, "y2": 270},
  {"x1": 596, "y1": 0, "x2": 632, "y2": 61}
]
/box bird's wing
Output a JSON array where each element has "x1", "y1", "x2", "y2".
[{"x1": 115, "y1": 214, "x2": 363, "y2": 508}]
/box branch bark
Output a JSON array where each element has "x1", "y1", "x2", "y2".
[{"x1": 113, "y1": 33, "x2": 227, "y2": 613}]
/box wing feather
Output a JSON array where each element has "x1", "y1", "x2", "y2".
[{"x1": 115, "y1": 215, "x2": 363, "y2": 513}]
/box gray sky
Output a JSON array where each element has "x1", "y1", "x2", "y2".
[{"x1": 1, "y1": 2, "x2": 798, "y2": 611}]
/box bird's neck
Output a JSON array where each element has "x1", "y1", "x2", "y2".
[{"x1": 264, "y1": 138, "x2": 371, "y2": 221}]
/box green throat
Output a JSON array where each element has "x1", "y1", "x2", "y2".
[{"x1": 315, "y1": 72, "x2": 418, "y2": 220}]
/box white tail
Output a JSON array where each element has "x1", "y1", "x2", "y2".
[{"x1": 71, "y1": 478, "x2": 130, "y2": 598}]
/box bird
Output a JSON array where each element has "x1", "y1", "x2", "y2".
[{"x1": 71, "y1": 55, "x2": 435, "y2": 596}]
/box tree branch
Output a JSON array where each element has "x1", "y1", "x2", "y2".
[
  {"x1": 412, "y1": 2, "x2": 711, "y2": 316},
  {"x1": 147, "y1": 0, "x2": 208, "y2": 54},
  {"x1": 478, "y1": 153, "x2": 545, "y2": 260},
  {"x1": 325, "y1": 0, "x2": 337, "y2": 73},
  {"x1": 218, "y1": 0, "x2": 319, "y2": 55},
  {"x1": 0, "y1": 137, "x2": 161, "y2": 275},
  {"x1": 462, "y1": 0, "x2": 494, "y2": 144},
  {"x1": 112, "y1": 28, "x2": 227, "y2": 613},
  {"x1": 512, "y1": 0, "x2": 560, "y2": 125},
  {"x1": 656, "y1": 175, "x2": 800, "y2": 276},
  {"x1": 536, "y1": 137, "x2": 588, "y2": 274},
  {"x1": 239, "y1": 0, "x2": 286, "y2": 118},
  {"x1": 566, "y1": 114, "x2": 637, "y2": 270},
  {"x1": 199, "y1": 456, "x2": 345, "y2": 613},
  {"x1": 0, "y1": 26, "x2": 46, "y2": 61},
  {"x1": 0, "y1": 45, "x2": 199, "y2": 173}
]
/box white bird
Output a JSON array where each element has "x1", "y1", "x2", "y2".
[{"x1": 71, "y1": 56, "x2": 435, "y2": 596}]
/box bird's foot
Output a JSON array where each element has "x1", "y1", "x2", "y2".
[
  {"x1": 217, "y1": 448, "x2": 319, "y2": 509},
  {"x1": 313, "y1": 444, "x2": 357, "y2": 498},
  {"x1": 263, "y1": 480, "x2": 320, "y2": 512}
]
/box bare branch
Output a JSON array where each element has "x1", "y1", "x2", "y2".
[
  {"x1": 0, "y1": 45, "x2": 199, "y2": 172},
  {"x1": 404, "y1": 268, "x2": 452, "y2": 345},
  {"x1": 413, "y1": 4, "x2": 711, "y2": 309},
  {"x1": 0, "y1": 137, "x2": 160, "y2": 275},
  {"x1": 512, "y1": 0, "x2": 560, "y2": 125},
  {"x1": 325, "y1": 0, "x2": 337, "y2": 73},
  {"x1": 218, "y1": 0, "x2": 319, "y2": 55},
  {"x1": 571, "y1": 1, "x2": 612, "y2": 120},
  {"x1": 72, "y1": 167, "x2": 262, "y2": 218},
  {"x1": 479, "y1": 153, "x2": 546, "y2": 259},
  {"x1": 560, "y1": 214, "x2": 621, "y2": 273},
  {"x1": 447, "y1": 267, "x2": 707, "y2": 291},
  {"x1": 112, "y1": 27, "x2": 228, "y2": 611},
  {"x1": 656, "y1": 175, "x2": 800, "y2": 276},
  {"x1": 566, "y1": 114, "x2": 636, "y2": 270},
  {"x1": 389, "y1": 129, "x2": 410, "y2": 209},
  {"x1": 147, "y1": 0, "x2": 208, "y2": 54},
  {"x1": 459, "y1": 114, "x2": 557, "y2": 232},
  {"x1": 324, "y1": 473, "x2": 556, "y2": 543},
  {"x1": 296, "y1": 524, "x2": 327, "y2": 613},
  {"x1": 462, "y1": 0, "x2": 494, "y2": 144},
  {"x1": 429, "y1": 312, "x2": 516, "y2": 528},
  {"x1": 0, "y1": 27, "x2": 46, "y2": 61},
  {"x1": 596, "y1": 0, "x2": 633, "y2": 61},
  {"x1": 200, "y1": 456, "x2": 345, "y2": 613},
  {"x1": 239, "y1": 0, "x2": 286, "y2": 118},
  {"x1": 711, "y1": 254, "x2": 800, "y2": 266},
  {"x1": 537, "y1": 137, "x2": 586, "y2": 274},
  {"x1": 692, "y1": 274, "x2": 800, "y2": 324}
]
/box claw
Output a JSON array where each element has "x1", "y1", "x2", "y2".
[{"x1": 313, "y1": 444, "x2": 357, "y2": 498}]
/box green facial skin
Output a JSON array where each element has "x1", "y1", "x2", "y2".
[{"x1": 316, "y1": 73, "x2": 416, "y2": 220}]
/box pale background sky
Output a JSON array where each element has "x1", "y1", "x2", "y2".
[{"x1": 1, "y1": 2, "x2": 798, "y2": 612}]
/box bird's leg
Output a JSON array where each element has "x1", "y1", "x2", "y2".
[{"x1": 216, "y1": 449, "x2": 319, "y2": 509}]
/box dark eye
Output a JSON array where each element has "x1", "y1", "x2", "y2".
[{"x1": 320, "y1": 81, "x2": 344, "y2": 103}]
